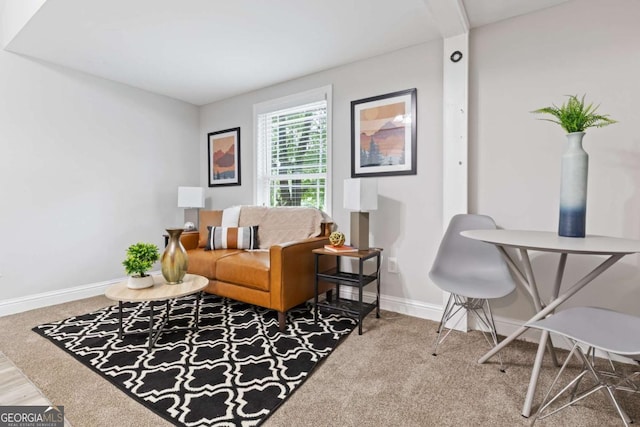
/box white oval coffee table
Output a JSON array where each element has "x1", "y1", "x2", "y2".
[{"x1": 105, "y1": 274, "x2": 208, "y2": 350}]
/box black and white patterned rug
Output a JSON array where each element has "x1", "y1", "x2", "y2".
[{"x1": 33, "y1": 294, "x2": 356, "y2": 426}]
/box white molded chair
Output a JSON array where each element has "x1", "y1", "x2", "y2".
[
  {"x1": 429, "y1": 214, "x2": 516, "y2": 371},
  {"x1": 528, "y1": 306, "x2": 640, "y2": 426}
]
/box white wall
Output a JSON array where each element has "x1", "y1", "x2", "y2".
[
  {"x1": 0, "y1": 0, "x2": 45, "y2": 47},
  {"x1": 200, "y1": 42, "x2": 446, "y2": 309},
  {"x1": 0, "y1": 51, "x2": 199, "y2": 304},
  {"x1": 470, "y1": 0, "x2": 640, "y2": 320}
]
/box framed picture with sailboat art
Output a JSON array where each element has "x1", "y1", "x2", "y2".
[
  {"x1": 208, "y1": 127, "x2": 241, "y2": 187},
  {"x1": 351, "y1": 88, "x2": 417, "y2": 177}
]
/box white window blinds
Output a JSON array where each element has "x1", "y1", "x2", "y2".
[{"x1": 255, "y1": 87, "x2": 331, "y2": 212}]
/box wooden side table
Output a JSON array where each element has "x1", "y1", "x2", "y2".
[
  {"x1": 105, "y1": 274, "x2": 208, "y2": 350},
  {"x1": 312, "y1": 248, "x2": 382, "y2": 335}
]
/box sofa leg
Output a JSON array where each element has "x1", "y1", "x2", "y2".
[
  {"x1": 278, "y1": 311, "x2": 286, "y2": 331},
  {"x1": 326, "y1": 289, "x2": 333, "y2": 303}
]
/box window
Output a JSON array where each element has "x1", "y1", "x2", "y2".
[{"x1": 254, "y1": 86, "x2": 332, "y2": 213}]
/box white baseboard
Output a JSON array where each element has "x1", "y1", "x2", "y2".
[
  {"x1": 0, "y1": 270, "x2": 161, "y2": 317},
  {"x1": 339, "y1": 287, "x2": 545, "y2": 341},
  {"x1": 339, "y1": 287, "x2": 443, "y2": 322},
  {"x1": 340, "y1": 288, "x2": 635, "y2": 365},
  {"x1": 377, "y1": 292, "x2": 444, "y2": 322},
  {"x1": 0, "y1": 280, "x2": 114, "y2": 317}
]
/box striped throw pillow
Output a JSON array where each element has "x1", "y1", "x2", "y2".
[{"x1": 205, "y1": 226, "x2": 259, "y2": 250}]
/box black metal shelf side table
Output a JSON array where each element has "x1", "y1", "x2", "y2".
[{"x1": 312, "y1": 247, "x2": 382, "y2": 335}]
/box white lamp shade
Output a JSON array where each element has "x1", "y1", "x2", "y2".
[
  {"x1": 343, "y1": 178, "x2": 378, "y2": 212},
  {"x1": 177, "y1": 186, "x2": 205, "y2": 208}
]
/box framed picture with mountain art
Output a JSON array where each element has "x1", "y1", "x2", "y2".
[
  {"x1": 351, "y1": 88, "x2": 417, "y2": 177},
  {"x1": 208, "y1": 127, "x2": 241, "y2": 187}
]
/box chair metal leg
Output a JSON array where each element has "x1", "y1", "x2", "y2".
[
  {"x1": 569, "y1": 355, "x2": 588, "y2": 402},
  {"x1": 435, "y1": 294, "x2": 455, "y2": 334},
  {"x1": 432, "y1": 296, "x2": 450, "y2": 355},
  {"x1": 466, "y1": 299, "x2": 504, "y2": 372},
  {"x1": 433, "y1": 294, "x2": 470, "y2": 356},
  {"x1": 531, "y1": 343, "x2": 584, "y2": 424},
  {"x1": 576, "y1": 345, "x2": 633, "y2": 426},
  {"x1": 616, "y1": 371, "x2": 640, "y2": 393},
  {"x1": 432, "y1": 295, "x2": 505, "y2": 372},
  {"x1": 605, "y1": 386, "x2": 631, "y2": 427},
  {"x1": 433, "y1": 294, "x2": 456, "y2": 356},
  {"x1": 532, "y1": 340, "x2": 634, "y2": 426}
]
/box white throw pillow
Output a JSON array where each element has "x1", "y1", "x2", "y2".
[{"x1": 221, "y1": 205, "x2": 241, "y2": 227}]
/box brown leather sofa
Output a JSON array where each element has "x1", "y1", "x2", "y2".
[{"x1": 180, "y1": 206, "x2": 334, "y2": 330}]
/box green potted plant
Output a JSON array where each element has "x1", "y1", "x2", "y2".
[
  {"x1": 532, "y1": 94, "x2": 617, "y2": 133},
  {"x1": 123, "y1": 242, "x2": 160, "y2": 289},
  {"x1": 532, "y1": 94, "x2": 617, "y2": 238}
]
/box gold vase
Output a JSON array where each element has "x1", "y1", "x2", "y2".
[{"x1": 161, "y1": 228, "x2": 188, "y2": 284}]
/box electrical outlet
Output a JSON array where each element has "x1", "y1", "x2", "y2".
[{"x1": 388, "y1": 257, "x2": 398, "y2": 273}]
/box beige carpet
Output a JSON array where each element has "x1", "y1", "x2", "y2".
[{"x1": 0, "y1": 296, "x2": 637, "y2": 426}]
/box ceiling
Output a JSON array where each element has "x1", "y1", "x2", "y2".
[{"x1": 1, "y1": 0, "x2": 569, "y2": 106}]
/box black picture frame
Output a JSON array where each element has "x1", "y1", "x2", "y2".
[
  {"x1": 351, "y1": 88, "x2": 417, "y2": 177},
  {"x1": 207, "y1": 127, "x2": 241, "y2": 187}
]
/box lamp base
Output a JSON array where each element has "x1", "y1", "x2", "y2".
[
  {"x1": 350, "y1": 211, "x2": 369, "y2": 250},
  {"x1": 184, "y1": 208, "x2": 200, "y2": 230}
]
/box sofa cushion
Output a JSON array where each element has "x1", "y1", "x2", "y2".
[
  {"x1": 186, "y1": 248, "x2": 242, "y2": 279},
  {"x1": 198, "y1": 210, "x2": 223, "y2": 248},
  {"x1": 205, "y1": 226, "x2": 259, "y2": 250},
  {"x1": 215, "y1": 251, "x2": 270, "y2": 292},
  {"x1": 239, "y1": 206, "x2": 324, "y2": 249}
]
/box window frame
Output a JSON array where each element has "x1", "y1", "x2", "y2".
[{"x1": 253, "y1": 85, "x2": 332, "y2": 214}]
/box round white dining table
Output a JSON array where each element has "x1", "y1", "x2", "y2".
[{"x1": 461, "y1": 229, "x2": 640, "y2": 417}]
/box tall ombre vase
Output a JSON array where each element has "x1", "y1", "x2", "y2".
[
  {"x1": 558, "y1": 132, "x2": 588, "y2": 238},
  {"x1": 161, "y1": 228, "x2": 188, "y2": 284}
]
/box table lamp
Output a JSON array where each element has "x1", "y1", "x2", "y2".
[
  {"x1": 178, "y1": 186, "x2": 204, "y2": 230},
  {"x1": 343, "y1": 178, "x2": 378, "y2": 250}
]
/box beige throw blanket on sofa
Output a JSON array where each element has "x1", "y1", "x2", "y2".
[{"x1": 238, "y1": 206, "x2": 324, "y2": 249}]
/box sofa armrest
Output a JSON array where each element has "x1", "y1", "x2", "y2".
[
  {"x1": 269, "y1": 236, "x2": 330, "y2": 312},
  {"x1": 180, "y1": 232, "x2": 200, "y2": 250}
]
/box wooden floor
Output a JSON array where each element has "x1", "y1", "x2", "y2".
[{"x1": 0, "y1": 351, "x2": 72, "y2": 426}]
